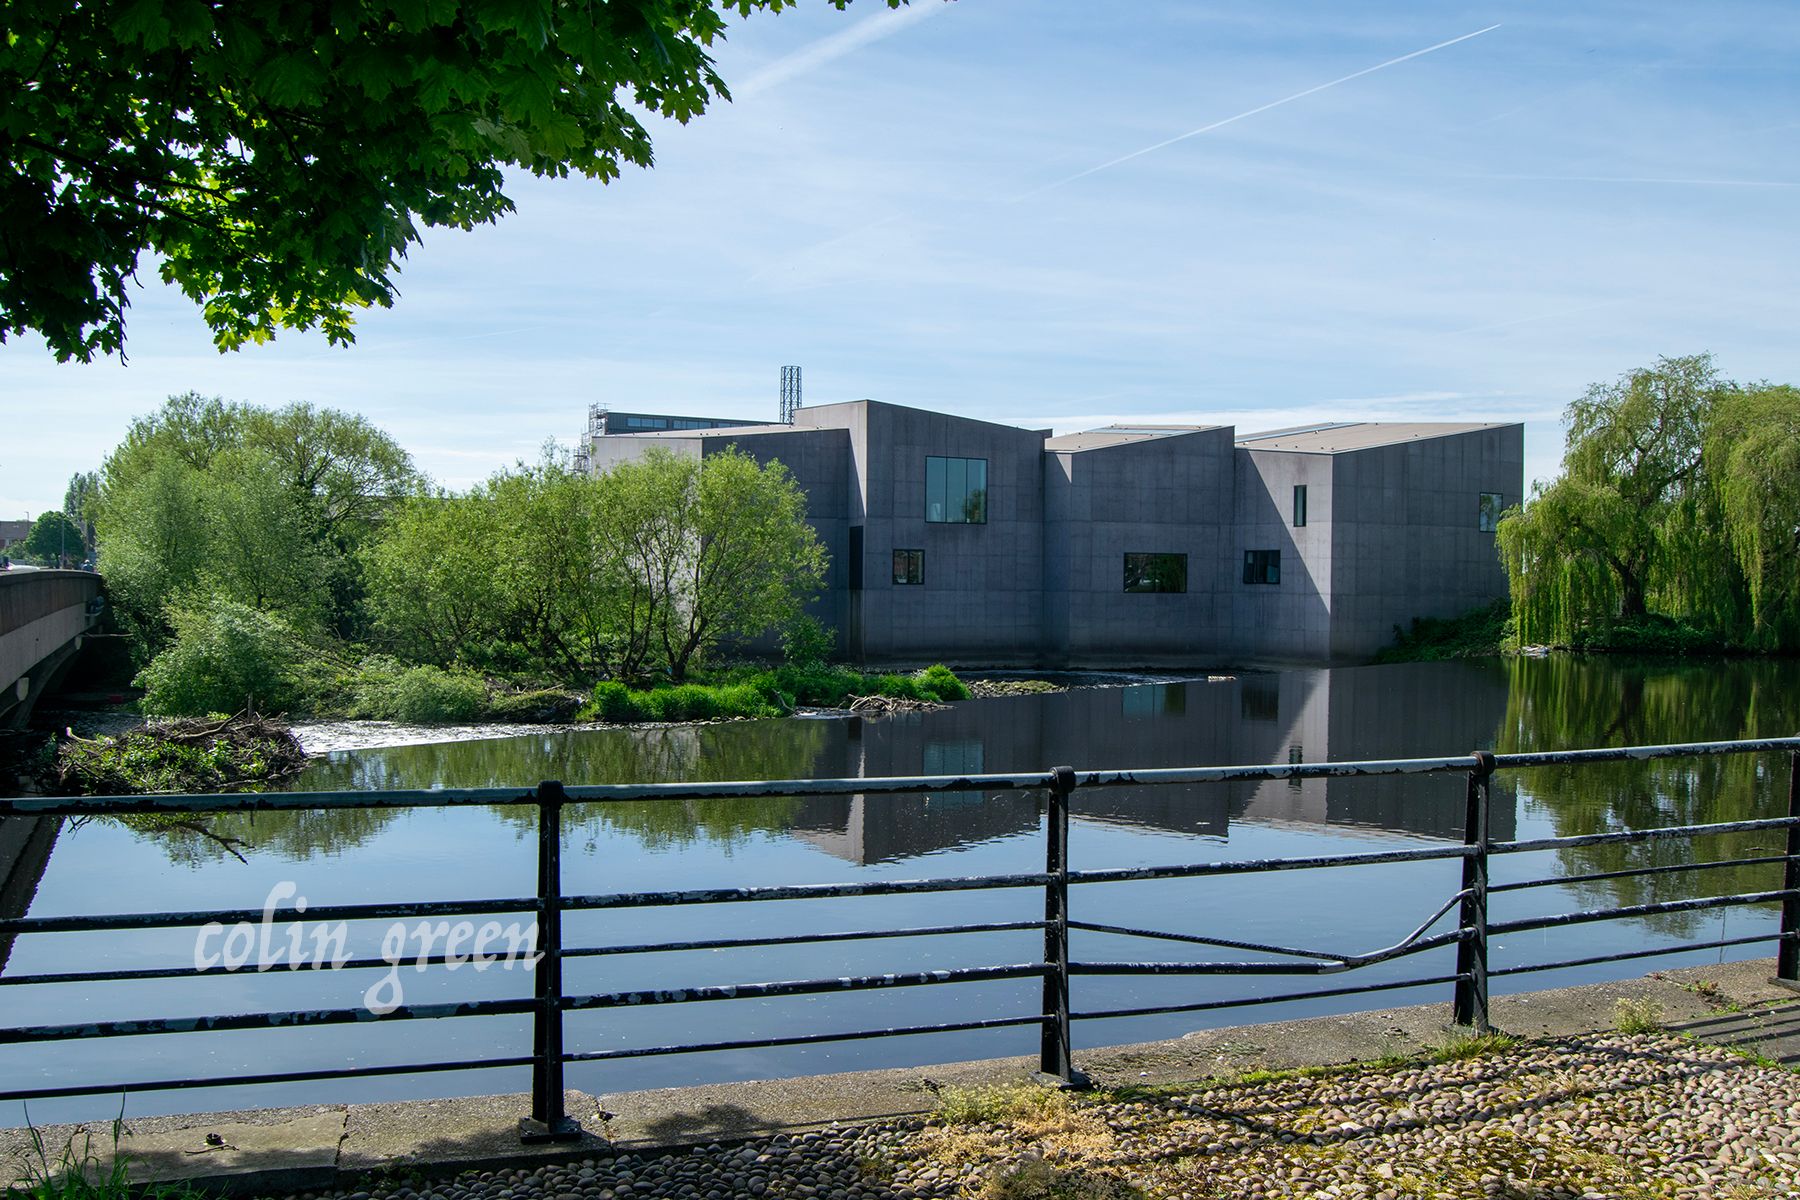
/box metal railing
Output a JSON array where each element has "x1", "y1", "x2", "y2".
[{"x1": 1, "y1": 736, "x2": 1797, "y2": 1140}]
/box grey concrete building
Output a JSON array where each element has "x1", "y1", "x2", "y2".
[{"x1": 579, "y1": 400, "x2": 1522, "y2": 666}]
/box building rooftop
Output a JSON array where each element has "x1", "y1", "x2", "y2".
[
  {"x1": 1234, "y1": 421, "x2": 1512, "y2": 454},
  {"x1": 608, "y1": 422, "x2": 801, "y2": 438},
  {"x1": 1045, "y1": 425, "x2": 1220, "y2": 453}
]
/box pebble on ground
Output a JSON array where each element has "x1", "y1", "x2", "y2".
[{"x1": 282, "y1": 1032, "x2": 1799, "y2": 1200}]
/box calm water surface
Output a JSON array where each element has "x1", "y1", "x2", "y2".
[{"x1": 3, "y1": 656, "x2": 1795, "y2": 1125}]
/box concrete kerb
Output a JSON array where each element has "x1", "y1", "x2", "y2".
[{"x1": 3, "y1": 958, "x2": 1796, "y2": 1196}]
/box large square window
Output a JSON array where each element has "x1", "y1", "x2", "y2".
[
  {"x1": 1124, "y1": 552, "x2": 1187, "y2": 593},
  {"x1": 926, "y1": 456, "x2": 988, "y2": 523},
  {"x1": 893, "y1": 548, "x2": 923, "y2": 585},
  {"x1": 1243, "y1": 549, "x2": 1281, "y2": 585},
  {"x1": 1478, "y1": 492, "x2": 1504, "y2": 532}
]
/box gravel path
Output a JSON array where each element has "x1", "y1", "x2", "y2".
[{"x1": 283, "y1": 1033, "x2": 1798, "y2": 1200}]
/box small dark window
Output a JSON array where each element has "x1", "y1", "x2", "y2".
[
  {"x1": 892, "y1": 548, "x2": 923, "y2": 585},
  {"x1": 1124, "y1": 552, "x2": 1187, "y2": 593},
  {"x1": 926, "y1": 456, "x2": 988, "y2": 524},
  {"x1": 1243, "y1": 549, "x2": 1281, "y2": 585},
  {"x1": 1293, "y1": 484, "x2": 1307, "y2": 527},
  {"x1": 1478, "y1": 492, "x2": 1503, "y2": 532}
]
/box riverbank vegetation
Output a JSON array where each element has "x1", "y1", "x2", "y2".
[
  {"x1": 53, "y1": 713, "x2": 308, "y2": 795},
  {"x1": 83, "y1": 393, "x2": 964, "y2": 726},
  {"x1": 1496, "y1": 353, "x2": 1800, "y2": 653}
]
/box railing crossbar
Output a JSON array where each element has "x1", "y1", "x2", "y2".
[
  {"x1": 1075, "y1": 972, "x2": 1467, "y2": 1021},
  {"x1": 0, "y1": 1054, "x2": 534, "y2": 1104},
  {"x1": 1491, "y1": 854, "x2": 1794, "y2": 894},
  {"x1": 1488, "y1": 888, "x2": 1796, "y2": 936},
  {"x1": 0, "y1": 896, "x2": 538, "y2": 937},
  {"x1": 564, "y1": 920, "x2": 1047, "y2": 960},
  {"x1": 1491, "y1": 931, "x2": 1798, "y2": 979},
  {"x1": 565, "y1": 872, "x2": 1052, "y2": 910},
  {"x1": 565, "y1": 1014, "x2": 1049, "y2": 1062},
  {"x1": 1068, "y1": 842, "x2": 1470, "y2": 886},
  {"x1": 561, "y1": 963, "x2": 1047, "y2": 1011},
  {"x1": 1495, "y1": 815, "x2": 1800, "y2": 856},
  {"x1": 1070, "y1": 927, "x2": 1466, "y2": 977},
  {"x1": 0, "y1": 995, "x2": 535, "y2": 1045}
]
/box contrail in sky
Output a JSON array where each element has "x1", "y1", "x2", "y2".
[
  {"x1": 735, "y1": 2, "x2": 946, "y2": 100},
  {"x1": 1018, "y1": 23, "x2": 1503, "y2": 199}
]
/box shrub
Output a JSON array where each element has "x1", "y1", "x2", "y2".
[
  {"x1": 781, "y1": 614, "x2": 837, "y2": 667},
  {"x1": 587, "y1": 680, "x2": 637, "y2": 722},
  {"x1": 584, "y1": 680, "x2": 781, "y2": 723},
  {"x1": 388, "y1": 665, "x2": 488, "y2": 723},
  {"x1": 347, "y1": 658, "x2": 488, "y2": 723},
  {"x1": 917, "y1": 663, "x2": 971, "y2": 701},
  {"x1": 135, "y1": 599, "x2": 305, "y2": 716}
]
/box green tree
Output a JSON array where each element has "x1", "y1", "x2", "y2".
[
  {"x1": 96, "y1": 393, "x2": 414, "y2": 651},
  {"x1": 17, "y1": 510, "x2": 85, "y2": 565},
  {"x1": 1498, "y1": 354, "x2": 1733, "y2": 644},
  {"x1": 1705, "y1": 384, "x2": 1800, "y2": 649},
  {"x1": 62, "y1": 471, "x2": 100, "y2": 555},
  {"x1": 3, "y1": 0, "x2": 893, "y2": 361},
  {"x1": 594, "y1": 447, "x2": 828, "y2": 681},
  {"x1": 135, "y1": 599, "x2": 308, "y2": 715},
  {"x1": 362, "y1": 489, "x2": 510, "y2": 667}
]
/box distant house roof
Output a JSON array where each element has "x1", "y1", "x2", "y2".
[
  {"x1": 1044, "y1": 424, "x2": 1221, "y2": 453},
  {"x1": 0, "y1": 520, "x2": 30, "y2": 545},
  {"x1": 1234, "y1": 421, "x2": 1512, "y2": 454}
]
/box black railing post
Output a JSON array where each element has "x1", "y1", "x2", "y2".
[
  {"x1": 1452, "y1": 751, "x2": 1496, "y2": 1031},
  {"x1": 520, "y1": 780, "x2": 582, "y2": 1143},
  {"x1": 1778, "y1": 750, "x2": 1800, "y2": 986},
  {"x1": 1036, "y1": 766, "x2": 1087, "y2": 1087}
]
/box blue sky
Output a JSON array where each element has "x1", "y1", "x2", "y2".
[{"x1": 4, "y1": 0, "x2": 1798, "y2": 518}]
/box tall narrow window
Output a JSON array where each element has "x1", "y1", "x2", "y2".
[
  {"x1": 1293, "y1": 484, "x2": 1307, "y2": 527},
  {"x1": 1124, "y1": 552, "x2": 1187, "y2": 593},
  {"x1": 1478, "y1": 492, "x2": 1503, "y2": 532},
  {"x1": 925, "y1": 456, "x2": 987, "y2": 523},
  {"x1": 1243, "y1": 549, "x2": 1281, "y2": 585},
  {"x1": 892, "y1": 548, "x2": 923, "y2": 585}
]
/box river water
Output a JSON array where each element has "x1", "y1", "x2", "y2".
[{"x1": 3, "y1": 656, "x2": 1795, "y2": 1126}]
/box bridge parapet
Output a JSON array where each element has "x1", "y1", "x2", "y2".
[{"x1": 0, "y1": 570, "x2": 103, "y2": 728}]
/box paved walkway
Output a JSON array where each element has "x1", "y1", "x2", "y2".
[{"x1": 3, "y1": 959, "x2": 1796, "y2": 1196}]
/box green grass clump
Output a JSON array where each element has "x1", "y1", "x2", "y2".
[
  {"x1": 584, "y1": 664, "x2": 970, "y2": 724},
  {"x1": 348, "y1": 659, "x2": 488, "y2": 723},
  {"x1": 7, "y1": 1110, "x2": 208, "y2": 1200},
  {"x1": 1613, "y1": 997, "x2": 1665, "y2": 1035},
  {"x1": 1429, "y1": 1030, "x2": 1520, "y2": 1062}
]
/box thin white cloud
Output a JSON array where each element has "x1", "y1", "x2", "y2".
[
  {"x1": 1016, "y1": 23, "x2": 1503, "y2": 199},
  {"x1": 734, "y1": 2, "x2": 947, "y2": 100}
]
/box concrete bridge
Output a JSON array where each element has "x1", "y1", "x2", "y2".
[{"x1": 0, "y1": 569, "x2": 103, "y2": 729}]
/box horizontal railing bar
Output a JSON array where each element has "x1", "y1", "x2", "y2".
[
  {"x1": 566, "y1": 873, "x2": 1051, "y2": 910},
  {"x1": 1070, "y1": 843, "x2": 1470, "y2": 886},
  {"x1": 1491, "y1": 737, "x2": 1800, "y2": 769},
  {"x1": 0, "y1": 949, "x2": 519, "y2": 988},
  {"x1": 1494, "y1": 816, "x2": 1800, "y2": 856},
  {"x1": 7, "y1": 736, "x2": 1795, "y2": 819},
  {"x1": 0, "y1": 896, "x2": 538, "y2": 936},
  {"x1": 1491, "y1": 855, "x2": 1793, "y2": 894},
  {"x1": 1074, "y1": 972, "x2": 1466, "y2": 1021},
  {"x1": 0, "y1": 996, "x2": 535, "y2": 1045},
  {"x1": 565, "y1": 1013, "x2": 1049, "y2": 1061},
  {"x1": 1489, "y1": 889, "x2": 1795, "y2": 936},
  {"x1": 1489, "y1": 931, "x2": 1794, "y2": 978},
  {"x1": 0, "y1": 1054, "x2": 535, "y2": 1104},
  {"x1": 1069, "y1": 921, "x2": 1343, "y2": 962},
  {"x1": 563, "y1": 963, "x2": 1047, "y2": 1010},
  {"x1": 565, "y1": 920, "x2": 1047, "y2": 959},
  {"x1": 1069, "y1": 928, "x2": 1464, "y2": 977}
]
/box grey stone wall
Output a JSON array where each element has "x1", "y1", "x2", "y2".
[
  {"x1": 1044, "y1": 429, "x2": 1237, "y2": 664},
  {"x1": 1230, "y1": 449, "x2": 1336, "y2": 661}
]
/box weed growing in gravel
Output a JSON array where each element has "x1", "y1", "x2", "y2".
[
  {"x1": 1613, "y1": 997, "x2": 1665, "y2": 1035},
  {"x1": 1428, "y1": 1030, "x2": 1520, "y2": 1062},
  {"x1": 979, "y1": 1158, "x2": 1144, "y2": 1200},
  {"x1": 935, "y1": 1085, "x2": 1075, "y2": 1126}
]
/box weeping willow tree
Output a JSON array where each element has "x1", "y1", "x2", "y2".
[
  {"x1": 1705, "y1": 385, "x2": 1800, "y2": 650},
  {"x1": 1497, "y1": 354, "x2": 1745, "y2": 645}
]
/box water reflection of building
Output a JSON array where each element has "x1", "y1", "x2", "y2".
[
  {"x1": 0, "y1": 816, "x2": 58, "y2": 975},
  {"x1": 789, "y1": 662, "x2": 1515, "y2": 864}
]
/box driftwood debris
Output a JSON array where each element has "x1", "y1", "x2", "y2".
[{"x1": 845, "y1": 693, "x2": 948, "y2": 716}]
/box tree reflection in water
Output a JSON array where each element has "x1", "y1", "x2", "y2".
[{"x1": 1496, "y1": 656, "x2": 1799, "y2": 935}]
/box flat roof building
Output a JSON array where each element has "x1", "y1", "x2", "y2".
[{"x1": 583, "y1": 399, "x2": 1522, "y2": 666}]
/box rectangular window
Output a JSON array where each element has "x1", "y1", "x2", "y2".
[
  {"x1": 1478, "y1": 492, "x2": 1504, "y2": 532},
  {"x1": 1293, "y1": 484, "x2": 1307, "y2": 527},
  {"x1": 925, "y1": 456, "x2": 988, "y2": 523},
  {"x1": 892, "y1": 548, "x2": 923, "y2": 585},
  {"x1": 1243, "y1": 549, "x2": 1281, "y2": 585},
  {"x1": 1123, "y1": 552, "x2": 1187, "y2": 593}
]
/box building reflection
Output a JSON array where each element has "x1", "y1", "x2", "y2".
[
  {"x1": 0, "y1": 816, "x2": 59, "y2": 976},
  {"x1": 787, "y1": 661, "x2": 1516, "y2": 865}
]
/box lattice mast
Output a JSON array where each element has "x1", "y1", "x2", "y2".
[{"x1": 780, "y1": 366, "x2": 801, "y2": 424}]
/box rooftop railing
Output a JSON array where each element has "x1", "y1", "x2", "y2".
[{"x1": 2, "y1": 736, "x2": 1797, "y2": 1141}]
